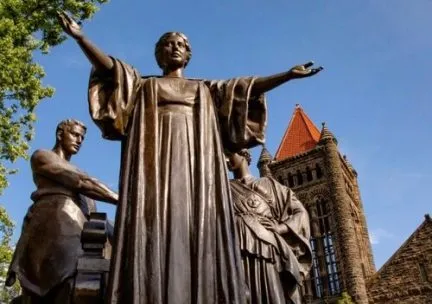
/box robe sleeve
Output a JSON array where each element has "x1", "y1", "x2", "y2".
[
  {"x1": 88, "y1": 58, "x2": 141, "y2": 140},
  {"x1": 269, "y1": 178, "x2": 312, "y2": 275},
  {"x1": 206, "y1": 78, "x2": 267, "y2": 152}
]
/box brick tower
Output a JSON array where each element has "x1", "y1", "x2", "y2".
[{"x1": 260, "y1": 105, "x2": 375, "y2": 303}]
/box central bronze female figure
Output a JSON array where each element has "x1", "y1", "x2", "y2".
[{"x1": 59, "y1": 12, "x2": 322, "y2": 304}]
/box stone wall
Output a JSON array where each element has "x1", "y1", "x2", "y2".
[
  {"x1": 367, "y1": 215, "x2": 432, "y2": 303},
  {"x1": 269, "y1": 142, "x2": 373, "y2": 303}
]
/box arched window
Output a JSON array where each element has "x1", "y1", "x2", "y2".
[
  {"x1": 288, "y1": 173, "x2": 294, "y2": 187},
  {"x1": 306, "y1": 166, "x2": 313, "y2": 182},
  {"x1": 316, "y1": 164, "x2": 323, "y2": 179},
  {"x1": 305, "y1": 198, "x2": 341, "y2": 299},
  {"x1": 296, "y1": 170, "x2": 303, "y2": 185},
  {"x1": 316, "y1": 199, "x2": 331, "y2": 233}
]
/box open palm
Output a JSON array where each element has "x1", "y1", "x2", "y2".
[
  {"x1": 290, "y1": 61, "x2": 323, "y2": 79},
  {"x1": 57, "y1": 11, "x2": 83, "y2": 39}
]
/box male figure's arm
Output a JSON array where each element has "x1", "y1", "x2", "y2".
[{"x1": 31, "y1": 150, "x2": 118, "y2": 204}]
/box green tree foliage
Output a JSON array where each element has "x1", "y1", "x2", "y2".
[
  {"x1": 0, "y1": 206, "x2": 19, "y2": 302},
  {"x1": 336, "y1": 291, "x2": 355, "y2": 304},
  {"x1": 0, "y1": 0, "x2": 108, "y2": 194}
]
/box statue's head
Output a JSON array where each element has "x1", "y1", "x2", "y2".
[
  {"x1": 55, "y1": 119, "x2": 87, "y2": 155},
  {"x1": 155, "y1": 32, "x2": 192, "y2": 71},
  {"x1": 227, "y1": 149, "x2": 252, "y2": 172}
]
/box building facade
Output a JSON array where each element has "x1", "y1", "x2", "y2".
[
  {"x1": 258, "y1": 105, "x2": 375, "y2": 303},
  {"x1": 367, "y1": 215, "x2": 432, "y2": 304}
]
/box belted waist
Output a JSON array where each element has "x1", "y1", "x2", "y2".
[
  {"x1": 30, "y1": 188, "x2": 79, "y2": 202},
  {"x1": 158, "y1": 102, "x2": 196, "y2": 114}
]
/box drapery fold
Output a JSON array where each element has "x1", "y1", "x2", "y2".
[
  {"x1": 88, "y1": 59, "x2": 267, "y2": 303},
  {"x1": 231, "y1": 177, "x2": 311, "y2": 304}
]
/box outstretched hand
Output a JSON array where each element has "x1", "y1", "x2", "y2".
[
  {"x1": 57, "y1": 11, "x2": 83, "y2": 40},
  {"x1": 289, "y1": 61, "x2": 323, "y2": 79}
]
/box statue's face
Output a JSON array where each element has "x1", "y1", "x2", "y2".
[
  {"x1": 227, "y1": 153, "x2": 244, "y2": 171},
  {"x1": 60, "y1": 124, "x2": 86, "y2": 155},
  {"x1": 159, "y1": 35, "x2": 189, "y2": 69}
]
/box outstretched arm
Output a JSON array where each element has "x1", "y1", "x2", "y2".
[
  {"x1": 57, "y1": 11, "x2": 114, "y2": 74},
  {"x1": 77, "y1": 176, "x2": 118, "y2": 205},
  {"x1": 32, "y1": 150, "x2": 118, "y2": 204},
  {"x1": 251, "y1": 61, "x2": 323, "y2": 96}
]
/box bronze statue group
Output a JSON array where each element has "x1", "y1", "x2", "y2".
[{"x1": 6, "y1": 12, "x2": 323, "y2": 304}]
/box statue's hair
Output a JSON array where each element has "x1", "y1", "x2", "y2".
[
  {"x1": 238, "y1": 149, "x2": 252, "y2": 166},
  {"x1": 155, "y1": 32, "x2": 192, "y2": 70},
  {"x1": 55, "y1": 119, "x2": 86, "y2": 143}
]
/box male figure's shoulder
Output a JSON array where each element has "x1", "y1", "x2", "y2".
[
  {"x1": 30, "y1": 149, "x2": 77, "y2": 176},
  {"x1": 31, "y1": 149, "x2": 53, "y2": 163},
  {"x1": 31, "y1": 149, "x2": 59, "y2": 166}
]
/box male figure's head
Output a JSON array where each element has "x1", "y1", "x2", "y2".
[{"x1": 54, "y1": 119, "x2": 87, "y2": 159}]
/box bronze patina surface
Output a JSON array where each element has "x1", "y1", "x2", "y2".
[{"x1": 57, "y1": 11, "x2": 322, "y2": 303}]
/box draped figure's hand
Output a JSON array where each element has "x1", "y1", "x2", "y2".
[
  {"x1": 289, "y1": 61, "x2": 323, "y2": 79},
  {"x1": 57, "y1": 11, "x2": 83, "y2": 40},
  {"x1": 260, "y1": 217, "x2": 289, "y2": 235},
  {"x1": 56, "y1": 11, "x2": 114, "y2": 73}
]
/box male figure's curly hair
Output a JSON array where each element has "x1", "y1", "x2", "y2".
[{"x1": 55, "y1": 119, "x2": 86, "y2": 144}]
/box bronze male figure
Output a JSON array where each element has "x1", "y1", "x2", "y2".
[{"x1": 6, "y1": 119, "x2": 118, "y2": 303}]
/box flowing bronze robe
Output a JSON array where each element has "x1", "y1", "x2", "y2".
[
  {"x1": 88, "y1": 59, "x2": 267, "y2": 303},
  {"x1": 230, "y1": 177, "x2": 311, "y2": 304}
]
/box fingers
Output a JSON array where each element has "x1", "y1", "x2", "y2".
[
  {"x1": 291, "y1": 64, "x2": 324, "y2": 78},
  {"x1": 310, "y1": 66, "x2": 324, "y2": 75},
  {"x1": 57, "y1": 11, "x2": 66, "y2": 23},
  {"x1": 259, "y1": 218, "x2": 276, "y2": 230},
  {"x1": 302, "y1": 62, "x2": 324, "y2": 74},
  {"x1": 57, "y1": 11, "x2": 76, "y2": 25},
  {"x1": 58, "y1": 11, "x2": 70, "y2": 21},
  {"x1": 260, "y1": 220, "x2": 271, "y2": 226},
  {"x1": 64, "y1": 12, "x2": 76, "y2": 24},
  {"x1": 259, "y1": 217, "x2": 272, "y2": 224},
  {"x1": 303, "y1": 61, "x2": 314, "y2": 68},
  {"x1": 260, "y1": 220, "x2": 272, "y2": 227},
  {"x1": 262, "y1": 223, "x2": 275, "y2": 231},
  {"x1": 261, "y1": 224, "x2": 271, "y2": 229},
  {"x1": 57, "y1": 11, "x2": 72, "y2": 28}
]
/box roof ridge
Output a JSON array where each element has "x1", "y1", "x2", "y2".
[
  {"x1": 274, "y1": 107, "x2": 298, "y2": 159},
  {"x1": 375, "y1": 217, "x2": 431, "y2": 276},
  {"x1": 297, "y1": 107, "x2": 320, "y2": 141},
  {"x1": 274, "y1": 105, "x2": 320, "y2": 160}
]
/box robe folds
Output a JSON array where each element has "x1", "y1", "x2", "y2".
[
  {"x1": 88, "y1": 59, "x2": 267, "y2": 304},
  {"x1": 230, "y1": 177, "x2": 312, "y2": 304}
]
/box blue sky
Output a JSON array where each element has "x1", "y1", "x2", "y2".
[{"x1": 2, "y1": 0, "x2": 431, "y2": 270}]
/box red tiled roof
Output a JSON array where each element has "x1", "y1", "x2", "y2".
[{"x1": 274, "y1": 105, "x2": 320, "y2": 160}]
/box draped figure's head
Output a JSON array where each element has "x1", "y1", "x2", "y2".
[
  {"x1": 155, "y1": 32, "x2": 192, "y2": 71},
  {"x1": 227, "y1": 149, "x2": 252, "y2": 172}
]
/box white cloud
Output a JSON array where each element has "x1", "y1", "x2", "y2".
[
  {"x1": 369, "y1": 228, "x2": 394, "y2": 245},
  {"x1": 61, "y1": 54, "x2": 87, "y2": 69}
]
